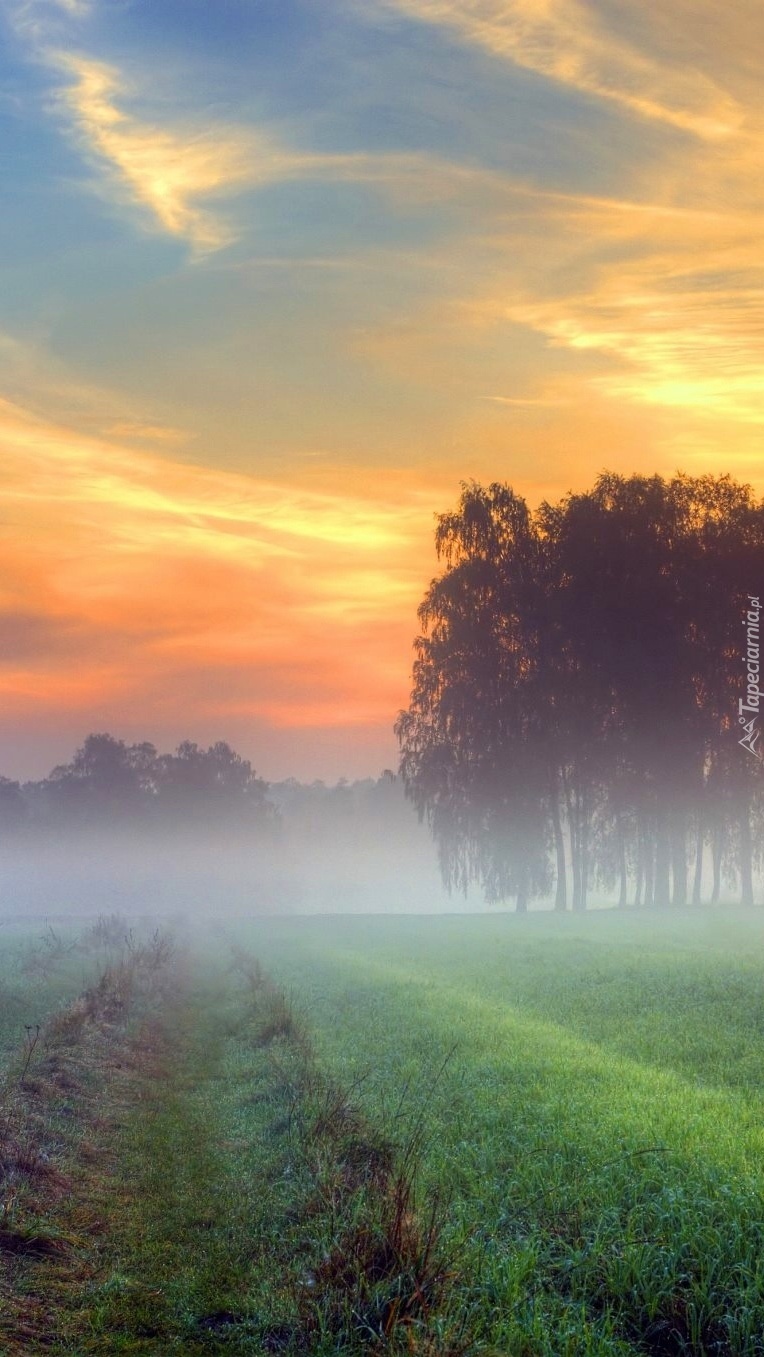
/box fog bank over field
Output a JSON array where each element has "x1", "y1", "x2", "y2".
[
  {"x1": 0, "y1": 823, "x2": 478, "y2": 922},
  {"x1": 0, "y1": 741, "x2": 481, "y2": 919}
]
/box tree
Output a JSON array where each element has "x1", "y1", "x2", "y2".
[
  {"x1": 155, "y1": 740, "x2": 272, "y2": 829},
  {"x1": 0, "y1": 777, "x2": 26, "y2": 835},
  {"x1": 43, "y1": 733, "x2": 152, "y2": 828},
  {"x1": 396, "y1": 484, "x2": 553, "y2": 911},
  {"x1": 398, "y1": 471, "x2": 764, "y2": 911}
]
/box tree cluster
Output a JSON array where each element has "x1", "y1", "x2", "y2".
[
  {"x1": 0, "y1": 738, "x2": 421, "y2": 854},
  {"x1": 3, "y1": 734, "x2": 275, "y2": 838},
  {"x1": 396, "y1": 472, "x2": 764, "y2": 910}
]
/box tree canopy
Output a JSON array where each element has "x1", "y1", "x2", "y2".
[
  {"x1": 26, "y1": 734, "x2": 274, "y2": 836},
  {"x1": 396, "y1": 472, "x2": 764, "y2": 910}
]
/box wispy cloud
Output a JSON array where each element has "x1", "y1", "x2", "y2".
[
  {"x1": 49, "y1": 52, "x2": 503, "y2": 253},
  {"x1": 103, "y1": 421, "x2": 189, "y2": 445},
  {"x1": 8, "y1": 0, "x2": 91, "y2": 44},
  {"x1": 375, "y1": 0, "x2": 742, "y2": 138},
  {"x1": 482, "y1": 394, "x2": 569, "y2": 407},
  {"x1": 50, "y1": 54, "x2": 276, "y2": 252},
  {"x1": 49, "y1": 0, "x2": 89, "y2": 14},
  {"x1": 344, "y1": 157, "x2": 764, "y2": 475},
  {"x1": 493, "y1": 184, "x2": 764, "y2": 425}
]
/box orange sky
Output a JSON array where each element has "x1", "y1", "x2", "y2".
[{"x1": 2, "y1": 0, "x2": 764, "y2": 779}]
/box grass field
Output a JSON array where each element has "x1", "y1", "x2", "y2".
[{"x1": 2, "y1": 907, "x2": 764, "y2": 1354}]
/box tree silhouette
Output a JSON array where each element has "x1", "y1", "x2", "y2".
[
  {"x1": 0, "y1": 777, "x2": 26, "y2": 835},
  {"x1": 396, "y1": 484, "x2": 553, "y2": 911},
  {"x1": 398, "y1": 472, "x2": 764, "y2": 909},
  {"x1": 155, "y1": 740, "x2": 271, "y2": 828},
  {"x1": 33, "y1": 733, "x2": 274, "y2": 837},
  {"x1": 43, "y1": 733, "x2": 152, "y2": 827}
]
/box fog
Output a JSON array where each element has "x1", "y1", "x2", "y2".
[
  {"x1": 0, "y1": 725, "x2": 759, "y2": 926},
  {"x1": 0, "y1": 826, "x2": 482, "y2": 924},
  {"x1": 3, "y1": 814, "x2": 757, "y2": 929},
  {"x1": 0, "y1": 759, "x2": 484, "y2": 923}
]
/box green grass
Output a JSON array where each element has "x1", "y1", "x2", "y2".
[
  {"x1": 0, "y1": 922, "x2": 104, "y2": 1062},
  {"x1": 220, "y1": 908, "x2": 764, "y2": 1354},
  {"x1": 6, "y1": 906, "x2": 764, "y2": 1354}
]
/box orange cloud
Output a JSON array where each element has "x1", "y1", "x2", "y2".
[
  {"x1": 345, "y1": 157, "x2": 764, "y2": 490},
  {"x1": 0, "y1": 399, "x2": 435, "y2": 758}
]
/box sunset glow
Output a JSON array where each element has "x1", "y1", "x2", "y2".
[{"x1": 2, "y1": 0, "x2": 764, "y2": 778}]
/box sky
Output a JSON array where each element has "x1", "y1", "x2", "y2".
[{"x1": 2, "y1": 0, "x2": 764, "y2": 781}]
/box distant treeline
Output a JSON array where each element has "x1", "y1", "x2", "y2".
[
  {"x1": 397, "y1": 472, "x2": 764, "y2": 910},
  {"x1": 0, "y1": 734, "x2": 410, "y2": 842}
]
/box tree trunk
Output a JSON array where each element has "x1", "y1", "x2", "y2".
[
  {"x1": 634, "y1": 830, "x2": 644, "y2": 907},
  {"x1": 564, "y1": 773, "x2": 583, "y2": 913},
  {"x1": 654, "y1": 817, "x2": 671, "y2": 907},
  {"x1": 740, "y1": 796, "x2": 754, "y2": 907},
  {"x1": 670, "y1": 814, "x2": 687, "y2": 907},
  {"x1": 572, "y1": 862, "x2": 582, "y2": 911},
  {"x1": 576, "y1": 789, "x2": 589, "y2": 912},
  {"x1": 643, "y1": 826, "x2": 655, "y2": 908},
  {"x1": 691, "y1": 818, "x2": 703, "y2": 905},
  {"x1": 711, "y1": 823, "x2": 722, "y2": 904},
  {"x1": 617, "y1": 813, "x2": 628, "y2": 908},
  {"x1": 551, "y1": 782, "x2": 567, "y2": 911}
]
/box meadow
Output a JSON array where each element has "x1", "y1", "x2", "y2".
[{"x1": 2, "y1": 907, "x2": 764, "y2": 1354}]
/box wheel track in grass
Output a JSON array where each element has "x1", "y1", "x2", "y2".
[
  {"x1": 0, "y1": 947, "x2": 185, "y2": 1354},
  {"x1": 0, "y1": 950, "x2": 274, "y2": 1355},
  {"x1": 2, "y1": 945, "x2": 467, "y2": 1355}
]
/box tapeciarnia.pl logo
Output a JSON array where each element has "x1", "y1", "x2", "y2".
[{"x1": 739, "y1": 594, "x2": 762, "y2": 758}]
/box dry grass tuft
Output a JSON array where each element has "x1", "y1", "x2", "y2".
[
  {"x1": 241, "y1": 951, "x2": 464, "y2": 1353},
  {"x1": 255, "y1": 989, "x2": 309, "y2": 1049}
]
